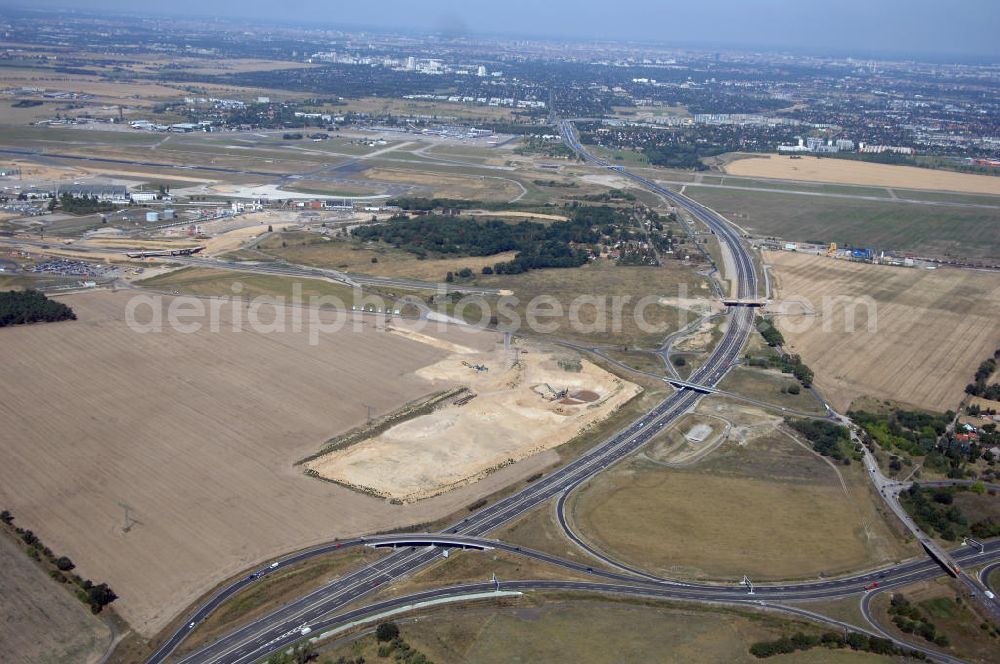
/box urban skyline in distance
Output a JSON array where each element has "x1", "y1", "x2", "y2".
[
  {"x1": 11, "y1": 0, "x2": 1000, "y2": 62},
  {"x1": 0, "y1": 4, "x2": 998, "y2": 664}
]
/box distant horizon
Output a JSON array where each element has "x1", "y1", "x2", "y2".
[{"x1": 7, "y1": 0, "x2": 1000, "y2": 64}]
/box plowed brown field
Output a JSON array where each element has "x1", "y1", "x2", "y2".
[
  {"x1": 0, "y1": 291, "x2": 526, "y2": 636},
  {"x1": 767, "y1": 251, "x2": 1000, "y2": 411}
]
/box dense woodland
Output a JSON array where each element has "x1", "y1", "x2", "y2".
[
  {"x1": 353, "y1": 206, "x2": 630, "y2": 274},
  {"x1": 0, "y1": 290, "x2": 76, "y2": 327},
  {"x1": 749, "y1": 630, "x2": 924, "y2": 659},
  {"x1": 849, "y1": 409, "x2": 952, "y2": 459},
  {"x1": 786, "y1": 418, "x2": 858, "y2": 462},
  {"x1": 900, "y1": 484, "x2": 997, "y2": 542}
]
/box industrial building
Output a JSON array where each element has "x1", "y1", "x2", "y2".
[
  {"x1": 56, "y1": 184, "x2": 129, "y2": 202},
  {"x1": 778, "y1": 136, "x2": 856, "y2": 154}
]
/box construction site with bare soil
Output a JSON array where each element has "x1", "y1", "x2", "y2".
[
  {"x1": 305, "y1": 342, "x2": 640, "y2": 502},
  {"x1": 0, "y1": 285, "x2": 648, "y2": 638}
]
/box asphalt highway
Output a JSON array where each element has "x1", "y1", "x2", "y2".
[
  {"x1": 149, "y1": 123, "x2": 994, "y2": 664},
  {"x1": 172, "y1": 536, "x2": 1000, "y2": 664},
  {"x1": 150, "y1": 119, "x2": 761, "y2": 664}
]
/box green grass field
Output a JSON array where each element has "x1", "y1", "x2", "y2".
[
  {"x1": 477, "y1": 258, "x2": 714, "y2": 347},
  {"x1": 871, "y1": 578, "x2": 1000, "y2": 663},
  {"x1": 718, "y1": 365, "x2": 828, "y2": 414},
  {"x1": 319, "y1": 597, "x2": 899, "y2": 664},
  {"x1": 136, "y1": 266, "x2": 360, "y2": 303},
  {"x1": 568, "y1": 426, "x2": 914, "y2": 580},
  {"x1": 683, "y1": 186, "x2": 1000, "y2": 260}
]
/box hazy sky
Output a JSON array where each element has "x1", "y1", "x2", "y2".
[{"x1": 15, "y1": 0, "x2": 1000, "y2": 60}]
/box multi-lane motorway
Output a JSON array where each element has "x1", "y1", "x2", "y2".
[{"x1": 148, "y1": 123, "x2": 997, "y2": 664}]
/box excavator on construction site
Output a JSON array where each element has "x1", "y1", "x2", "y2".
[{"x1": 542, "y1": 383, "x2": 569, "y2": 400}]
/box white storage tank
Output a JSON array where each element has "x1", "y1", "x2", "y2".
[{"x1": 146, "y1": 211, "x2": 160, "y2": 222}]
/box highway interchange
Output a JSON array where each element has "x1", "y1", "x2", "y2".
[{"x1": 135, "y1": 121, "x2": 1000, "y2": 664}]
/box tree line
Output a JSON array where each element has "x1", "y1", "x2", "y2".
[
  {"x1": 965, "y1": 349, "x2": 1000, "y2": 400},
  {"x1": 888, "y1": 593, "x2": 949, "y2": 647},
  {"x1": 1, "y1": 510, "x2": 117, "y2": 614},
  {"x1": 0, "y1": 290, "x2": 76, "y2": 327},
  {"x1": 755, "y1": 316, "x2": 784, "y2": 347},
  {"x1": 749, "y1": 630, "x2": 925, "y2": 659}
]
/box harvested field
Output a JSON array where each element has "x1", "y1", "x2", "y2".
[
  {"x1": 724, "y1": 154, "x2": 1000, "y2": 196},
  {"x1": 0, "y1": 291, "x2": 574, "y2": 636},
  {"x1": 0, "y1": 533, "x2": 111, "y2": 664},
  {"x1": 569, "y1": 399, "x2": 913, "y2": 580},
  {"x1": 766, "y1": 251, "x2": 1000, "y2": 412},
  {"x1": 305, "y1": 345, "x2": 640, "y2": 501}
]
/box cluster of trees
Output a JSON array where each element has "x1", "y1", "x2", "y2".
[
  {"x1": 1, "y1": 510, "x2": 117, "y2": 614},
  {"x1": 776, "y1": 354, "x2": 813, "y2": 387},
  {"x1": 579, "y1": 121, "x2": 800, "y2": 171},
  {"x1": 888, "y1": 594, "x2": 950, "y2": 647},
  {"x1": 749, "y1": 630, "x2": 921, "y2": 659},
  {"x1": 923, "y1": 442, "x2": 986, "y2": 479},
  {"x1": 375, "y1": 622, "x2": 433, "y2": 664},
  {"x1": 965, "y1": 349, "x2": 1000, "y2": 400},
  {"x1": 577, "y1": 188, "x2": 636, "y2": 203},
  {"x1": 755, "y1": 316, "x2": 784, "y2": 347},
  {"x1": 849, "y1": 409, "x2": 952, "y2": 459},
  {"x1": 901, "y1": 484, "x2": 997, "y2": 541},
  {"x1": 52, "y1": 192, "x2": 117, "y2": 215},
  {"x1": 493, "y1": 239, "x2": 591, "y2": 274},
  {"x1": 264, "y1": 641, "x2": 320, "y2": 664},
  {"x1": 644, "y1": 144, "x2": 711, "y2": 170},
  {"x1": 444, "y1": 267, "x2": 476, "y2": 282},
  {"x1": 786, "y1": 418, "x2": 858, "y2": 463},
  {"x1": 532, "y1": 179, "x2": 576, "y2": 188},
  {"x1": 0, "y1": 290, "x2": 76, "y2": 327},
  {"x1": 353, "y1": 210, "x2": 605, "y2": 275}
]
